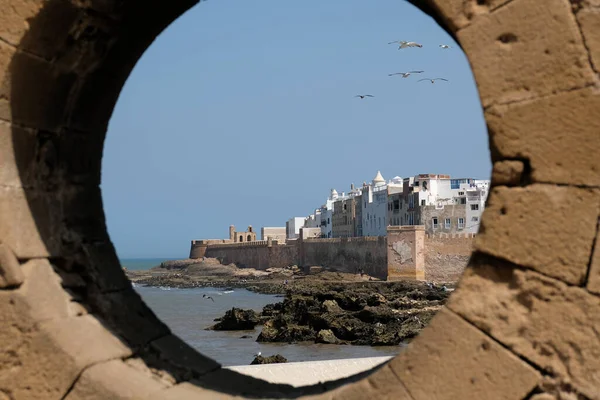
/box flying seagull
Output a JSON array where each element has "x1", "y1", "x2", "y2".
[
  {"x1": 202, "y1": 294, "x2": 215, "y2": 302},
  {"x1": 439, "y1": 44, "x2": 452, "y2": 49},
  {"x1": 388, "y1": 70, "x2": 424, "y2": 78},
  {"x1": 418, "y1": 78, "x2": 449, "y2": 84},
  {"x1": 355, "y1": 94, "x2": 374, "y2": 99},
  {"x1": 388, "y1": 40, "x2": 423, "y2": 49}
]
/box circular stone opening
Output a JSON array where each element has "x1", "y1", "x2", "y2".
[{"x1": 1, "y1": 0, "x2": 599, "y2": 398}]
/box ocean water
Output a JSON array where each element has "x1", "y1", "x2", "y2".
[
  {"x1": 120, "y1": 258, "x2": 178, "y2": 270},
  {"x1": 134, "y1": 285, "x2": 404, "y2": 367}
]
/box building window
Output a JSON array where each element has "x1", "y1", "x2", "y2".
[
  {"x1": 328, "y1": 218, "x2": 330, "y2": 224},
  {"x1": 421, "y1": 199, "x2": 426, "y2": 206},
  {"x1": 458, "y1": 191, "x2": 465, "y2": 196},
  {"x1": 471, "y1": 204, "x2": 479, "y2": 211},
  {"x1": 432, "y1": 217, "x2": 439, "y2": 229},
  {"x1": 472, "y1": 217, "x2": 479, "y2": 222},
  {"x1": 247, "y1": 235, "x2": 252, "y2": 241},
  {"x1": 239, "y1": 235, "x2": 243, "y2": 242},
  {"x1": 445, "y1": 218, "x2": 451, "y2": 229},
  {"x1": 460, "y1": 198, "x2": 466, "y2": 205},
  {"x1": 344, "y1": 203, "x2": 347, "y2": 211},
  {"x1": 458, "y1": 218, "x2": 465, "y2": 229}
]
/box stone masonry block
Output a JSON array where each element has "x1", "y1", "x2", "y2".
[
  {"x1": 0, "y1": 186, "x2": 62, "y2": 258},
  {"x1": 14, "y1": 258, "x2": 80, "y2": 321},
  {"x1": 64, "y1": 359, "x2": 171, "y2": 400},
  {"x1": 0, "y1": 40, "x2": 16, "y2": 92},
  {"x1": 448, "y1": 261, "x2": 600, "y2": 399},
  {"x1": 587, "y1": 229, "x2": 600, "y2": 294},
  {"x1": 486, "y1": 87, "x2": 600, "y2": 186},
  {"x1": 387, "y1": 307, "x2": 540, "y2": 400},
  {"x1": 577, "y1": 9, "x2": 600, "y2": 72},
  {"x1": 92, "y1": 289, "x2": 171, "y2": 347},
  {"x1": 491, "y1": 160, "x2": 525, "y2": 186},
  {"x1": 146, "y1": 382, "x2": 234, "y2": 400},
  {"x1": 0, "y1": 313, "x2": 131, "y2": 399},
  {"x1": 42, "y1": 314, "x2": 132, "y2": 365},
  {"x1": 457, "y1": 0, "x2": 595, "y2": 108},
  {"x1": 0, "y1": 120, "x2": 35, "y2": 188},
  {"x1": 0, "y1": 48, "x2": 77, "y2": 132},
  {"x1": 0, "y1": 121, "x2": 105, "y2": 189},
  {"x1": 0, "y1": 0, "x2": 45, "y2": 47},
  {"x1": 326, "y1": 363, "x2": 412, "y2": 400},
  {"x1": 0, "y1": 242, "x2": 23, "y2": 288},
  {"x1": 0, "y1": 0, "x2": 81, "y2": 60},
  {"x1": 425, "y1": 0, "x2": 512, "y2": 31},
  {"x1": 474, "y1": 185, "x2": 600, "y2": 285}
]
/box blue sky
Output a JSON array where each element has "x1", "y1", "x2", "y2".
[{"x1": 101, "y1": 0, "x2": 491, "y2": 259}]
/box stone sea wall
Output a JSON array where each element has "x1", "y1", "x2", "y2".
[{"x1": 195, "y1": 227, "x2": 474, "y2": 282}]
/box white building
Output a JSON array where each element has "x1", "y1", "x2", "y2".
[
  {"x1": 286, "y1": 217, "x2": 306, "y2": 239},
  {"x1": 395, "y1": 174, "x2": 490, "y2": 233},
  {"x1": 361, "y1": 171, "x2": 403, "y2": 237},
  {"x1": 304, "y1": 209, "x2": 322, "y2": 229},
  {"x1": 318, "y1": 188, "x2": 338, "y2": 238},
  {"x1": 464, "y1": 179, "x2": 490, "y2": 233}
]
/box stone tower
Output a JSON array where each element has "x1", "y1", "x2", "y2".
[{"x1": 229, "y1": 225, "x2": 235, "y2": 242}]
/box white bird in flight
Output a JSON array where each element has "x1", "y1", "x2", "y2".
[
  {"x1": 439, "y1": 44, "x2": 452, "y2": 49},
  {"x1": 388, "y1": 40, "x2": 423, "y2": 49},
  {"x1": 418, "y1": 78, "x2": 449, "y2": 84},
  {"x1": 388, "y1": 70, "x2": 424, "y2": 78},
  {"x1": 355, "y1": 94, "x2": 374, "y2": 99}
]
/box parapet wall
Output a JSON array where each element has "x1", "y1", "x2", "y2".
[{"x1": 424, "y1": 233, "x2": 476, "y2": 283}]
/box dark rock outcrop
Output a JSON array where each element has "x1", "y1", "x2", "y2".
[
  {"x1": 316, "y1": 329, "x2": 341, "y2": 344},
  {"x1": 250, "y1": 354, "x2": 288, "y2": 365},
  {"x1": 208, "y1": 308, "x2": 259, "y2": 331}
]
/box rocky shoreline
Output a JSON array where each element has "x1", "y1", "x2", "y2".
[
  {"x1": 207, "y1": 281, "x2": 448, "y2": 346},
  {"x1": 126, "y1": 258, "x2": 454, "y2": 347}
]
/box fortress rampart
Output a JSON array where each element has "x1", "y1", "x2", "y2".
[{"x1": 190, "y1": 227, "x2": 475, "y2": 281}]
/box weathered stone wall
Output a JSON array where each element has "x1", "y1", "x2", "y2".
[
  {"x1": 189, "y1": 239, "x2": 231, "y2": 259},
  {"x1": 204, "y1": 241, "x2": 270, "y2": 269},
  {"x1": 387, "y1": 226, "x2": 425, "y2": 281},
  {"x1": 197, "y1": 229, "x2": 473, "y2": 281},
  {"x1": 302, "y1": 237, "x2": 388, "y2": 280},
  {"x1": 267, "y1": 244, "x2": 298, "y2": 268},
  {"x1": 424, "y1": 233, "x2": 475, "y2": 283}
]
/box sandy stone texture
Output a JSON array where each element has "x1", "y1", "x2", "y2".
[
  {"x1": 387, "y1": 308, "x2": 540, "y2": 400},
  {"x1": 474, "y1": 185, "x2": 600, "y2": 285},
  {"x1": 449, "y1": 262, "x2": 600, "y2": 399},
  {"x1": 457, "y1": 0, "x2": 596, "y2": 108},
  {"x1": 486, "y1": 87, "x2": 600, "y2": 186}
]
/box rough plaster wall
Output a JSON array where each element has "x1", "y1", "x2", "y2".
[
  {"x1": 1, "y1": 0, "x2": 600, "y2": 398},
  {"x1": 425, "y1": 236, "x2": 474, "y2": 282},
  {"x1": 205, "y1": 246, "x2": 269, "y2": 269},
  {"x1": 302, "y1": 238, "x2": 387, "y2": 280},
  {"x1": 268, "y1": 245, "x2": 299, "y2": 268}
]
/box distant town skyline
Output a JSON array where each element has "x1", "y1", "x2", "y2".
[{"x1": 102, "y1": 0, "x2": 492, "y2": 258}]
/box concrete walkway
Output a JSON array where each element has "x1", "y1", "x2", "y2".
[{"x1": 225, "y1": 356, "x2": 394, "y2": 387}]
